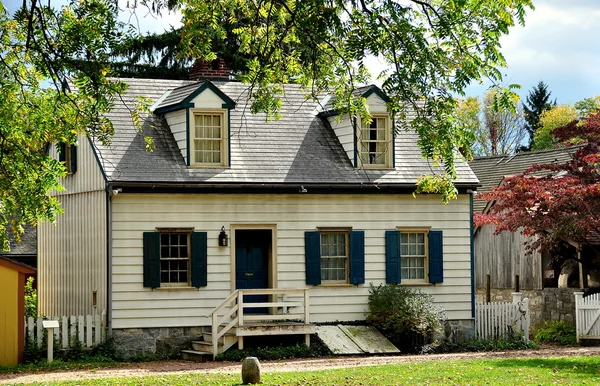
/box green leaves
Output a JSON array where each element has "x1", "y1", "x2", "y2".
[
  {"x1": 176, "y1": 0, "x2": 534, "y2": 198},
  {"x1": 0, "y1": 1, "x2": 127, "y2": 250}
]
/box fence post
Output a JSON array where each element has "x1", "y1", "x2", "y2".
[
  {"x1": 574, "y1": 292, "x2": 584, "y2": 342},
  {"x1": 512, "y1": 292, "x2": 526, "y2": 340}
]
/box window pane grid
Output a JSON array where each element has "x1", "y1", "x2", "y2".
[
  {"x1": 320, "y1": 232, "x2": 348, "y2": 282},
  {"x1": 160, "y1": 233, "x2": 190, "y2": 285},
  {"x1": 401, "y1": 232, "x2": 426, "y2": 280},
  {"x1": 360, "y1": 117, "x2": 388, "y2": 165},
  {"x1": 194, "y1": 113, "x2": 223, "y2": 164}
]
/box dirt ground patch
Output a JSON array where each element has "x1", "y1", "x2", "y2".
[{"x1": 2, "y1": 346, "x2": 599, "y2": 385}]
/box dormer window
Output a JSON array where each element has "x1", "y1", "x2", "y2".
[
  {"x1": 192, "y1": 111, "x2": 227, "y2": 166},
  {"x1": 358, "y1": 114, "x2": 392, "y2": 168}
]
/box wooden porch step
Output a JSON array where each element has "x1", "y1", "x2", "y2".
[
  {"x1": 192, "y1": 340, "x2": 221, "y2": 352},
  {"x1": 236, "y1": 322, "x2": 316, "y2": 336},
  {"x1": 181, "y1": 350, "x2": 213, "y2": 362}
]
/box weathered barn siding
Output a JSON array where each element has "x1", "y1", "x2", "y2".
[
  {"x1": 38, "y1": 137, "x2": 107, "y2": 316},
  {"x1": 474, "y1": 225, "x2": 542, "y2": 290},
  {"x1": 111, "y1": 193, "x2": 472, "y2": 329}
]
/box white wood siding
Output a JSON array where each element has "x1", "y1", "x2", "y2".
[
  {"x1": 327, "y1": 114, "x2": 355, "y2": 166},
  {"x1": 328, "y1": 93, "x2": 390, "y2": 166},
  {"x1": 47, "y1": 135, "x2": 105, "y2": 195},
  {"x1": 38, "y1": 135, "x2": 107, "y2": 316},
  {"x1": 164, "y1": 110, "x2": 187, "y2": 162},
  {"x1": 38, "y1": 190, "x2": 107, "y2": 316},
  {"x1": 190, "y1": 88, "x2": 225, "y2": 109},
  {"x1": 366, "y1": 93, "x2": 388, "y2": 113},
  {"x1": 111, "y1": 193, "x2": 472, "y2": 329}
]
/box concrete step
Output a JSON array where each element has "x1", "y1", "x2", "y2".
[{"x1": 181, "y1": 350, "x2": 213, "y2": 362}]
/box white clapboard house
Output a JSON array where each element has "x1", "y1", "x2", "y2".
[{"x1": 38, "y1": 61, "x2": 479, "y2": 357}]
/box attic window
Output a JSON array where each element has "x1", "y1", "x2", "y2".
[
  {"x1": 358, "y1": 115, "x2": 392, "y2": 168},
  {"x1": 192, "y1": 111, "x2": 228, "y2": 166}
]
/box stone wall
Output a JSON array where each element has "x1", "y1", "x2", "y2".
[
  {"x1": 112, "y1": 327, "x2": 203, "y2": 358},
  {"x1": 475, "y1": 288, "x2": 578, "y2": 331}
]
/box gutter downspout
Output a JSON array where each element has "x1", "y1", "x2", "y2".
[
  {"x1": 469, "y1": 190, "x2": 476, "y2": 319},
  {"x1": 106, "y1": 186, "x2": 113, "y2": 335}
]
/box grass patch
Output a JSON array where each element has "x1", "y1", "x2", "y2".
[
  {"x1": 14, "y1": 356, "x2": 600, "y2": 385},
  {"x1": 0, "y1": 359, "x2": 119, "y2": 374}
]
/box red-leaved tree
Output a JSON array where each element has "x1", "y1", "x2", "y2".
[{"x1": 475, "y1": 113, "x2": 600, "y2": 272}]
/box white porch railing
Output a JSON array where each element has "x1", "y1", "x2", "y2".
[
  {"x1": 210, "y1": 288, "x2": 310, "y2": 359},
  {"x1": 25, "y1": 310, "x2": 106, "y2": 349},
  {"x1": 575, "y1": 292, "x2": 600, "y2": 341},
  {"x1": 475, "y1": 293, "x2": 530, "y2": 341}
]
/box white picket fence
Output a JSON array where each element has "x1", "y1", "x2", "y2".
[
  {"x1": 575, "y1": 292, "x2": 600, "y2": 342},
  {"x1": 25, "y1": 310, "x2": 106, "y2": 348},
  {"x1": 475, "y1": 293, "x2": 530, "y2": 341}
]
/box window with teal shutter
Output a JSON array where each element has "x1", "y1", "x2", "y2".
[
  {"x1": 349, "y1": 231, "x2": 365, "y2": 284},
  {"x1": 143, "y1": 230, "x2": 208, "y2": 288},
  {"x1": 305, "y1": 231, "x2": 321, "y2": 285},
  {"x1": 143, "y1": 232, "x2": 161, "y2": 288},
  {"x1": 428, "y1": 230, "x2": 444, "y2": 283},
  {"x1": 385, "y1": 230, "x2": 401, "y2": 284},
  {"x1": 191, "y1": 232, "x2": 208, "y2": 287},
  {"x1": 305, "y1": 229, "x2": 365, "y2": 285}
]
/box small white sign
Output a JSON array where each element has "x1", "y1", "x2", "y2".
[{"x1": 42, "y1": 320, "x2": 59, "y2": 329}]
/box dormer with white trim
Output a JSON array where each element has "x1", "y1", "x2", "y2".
[
  {"x1": 153, "y1": 81, "x2": 236, "y2": 167},
  {"x1": 318, "y1": 85, "x2": 395, "y2": 169}
]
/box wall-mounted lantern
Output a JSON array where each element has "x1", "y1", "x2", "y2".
[{"x1": 219, "y1": 226, "x2": 229, "y2": 246}]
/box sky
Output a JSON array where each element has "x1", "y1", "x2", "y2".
[{"x1": 4, "y1": 0, "x2": 599, "y2": 105}]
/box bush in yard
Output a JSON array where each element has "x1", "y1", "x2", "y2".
[
  {"x1": 534, "y1": 321, "x2": 577, "y2": 345},
  {"x1": 24, "y1": 277, "x2": 37, "y2": 318},
  {"x1": 367, "y1": 284, "x2": 446, "y2": 353}
]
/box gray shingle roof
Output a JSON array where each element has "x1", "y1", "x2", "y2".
[
  {"x1": 93, "y1": 78, "x2": 478, "y2": 187},
  {"x1": 2, "y1": 224, "x2": 36, "y2": 256},
  {"x1": 153, "y1": 81, "x2": 206, "y2": 111},
  {"x1": 469, "y1": 147, "x2": 579, "y2": 213}
]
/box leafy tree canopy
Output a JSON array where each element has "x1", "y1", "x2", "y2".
[
  {"x1": 457, "y1": 91, "x2": 526, "y2": 157},
  {"x1": 0, "y1": 1, "x2": 128, "y2": 250},
  {"x1": 0, "y1": 0, "x2": 535, "y2": 248},
  {"x1": 533, "y1": 96, "x2": 600, "y2": 151},
  {"x1": 475, "y1": 113, "x2": 600, "y2": 271},
  {"x1": 176, "y1": 0, "x2": 534, "y2": 200}
]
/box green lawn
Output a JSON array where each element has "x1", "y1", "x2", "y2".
[{"x1": 20, "y1": 356, "x2": 600, "y2": 385}]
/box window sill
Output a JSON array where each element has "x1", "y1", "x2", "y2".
[
  {"x1": 319, "y1": 283, "x2": 356, "y2": 288},
  {"x1": 154, "y1": 286, "x2": 199, "y2": 292},
  {"x1": 400, "y1": 282, "x2": 433, "y2": 286},
  {"x1": 188, "y1": 164, "x2": 229, "y2": 169}
]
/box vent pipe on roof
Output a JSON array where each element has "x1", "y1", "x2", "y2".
[{"x1": 189, "y1": 58, "x2": 232, "y2": 81}]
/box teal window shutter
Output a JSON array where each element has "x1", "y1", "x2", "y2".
[
  {"x1": 70, "y1": 144, "x2": 77, "y2": 174},
  {"x1": 349, "y1": 230, "x2": 365, "y2": 284},
  {"x1": 428, "y1": 230, "x2": 444, "y2": 283},
  {"x1": 385, "y1": 230, "x2": 401, "y2": 284},
  {"x1": 305, "y1": 231, "x2": 321, "y2": 285},
  {"x1": 143, "y1": 232, "x2": 161, "y2": 288},
  {"x1": 191, "y1": 232, "x2": 208, "y2": 287},
  {"x1": 58, "y1": 143, "x2": 66, "y2": 163}
]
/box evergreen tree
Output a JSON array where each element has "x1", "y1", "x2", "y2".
[{"x1": 522, "y1": 81, "x2": 554, "y2": 150}]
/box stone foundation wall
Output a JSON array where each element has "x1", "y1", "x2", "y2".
[
  {"x1": 112, "y1": 327, "x2": 203, "y2": 358},
  {"x1": 475, "y1": 288, "x2": 578, "y2": 331}
]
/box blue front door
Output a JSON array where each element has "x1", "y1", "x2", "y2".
[{"x1": 235, "y1": 230, "x2": 270, "y2": 314}]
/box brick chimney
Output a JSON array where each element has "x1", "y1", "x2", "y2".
[{"x1": 189, "y1": 58, "x2": 232, "y2": 81}]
